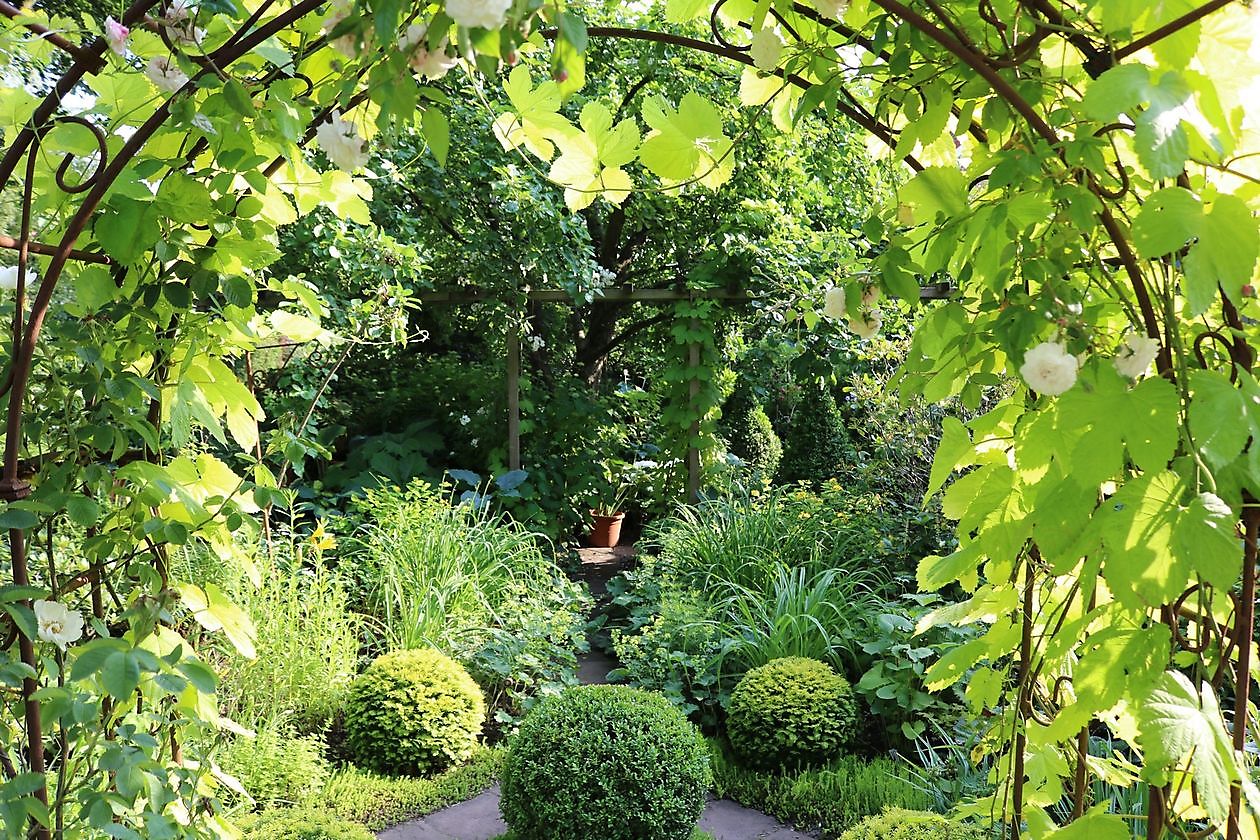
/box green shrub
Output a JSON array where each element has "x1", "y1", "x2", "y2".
[
  {"x1": 838, "y1": 809, "x2": 988, "y2": 840},
  {"x1": 708, "y1": 741, "x2": 936, "y2": 837},
  {"x1": 237, "y1": 807, "x2": 374, "y2": 840},
  {"x1": 344, "y1": 648, "x2": 485, "y2": 776},
  {"x1": 779, "y1": 382, "x2": 848, "y2": 485},
  {"x1": 721, "y1": 386, "x2": 783, "y2": 484},
  {"x1": 500, "y1": 685, "x2": 711, "y2": 840},
  {"x1": 727, "y1": 657, "x2": 858, "y2": 771},
  {"x1": 219, "y1": 722, "x2": 329, "y2": 809},
  {"x1": 316, "y1": 747, "x2": 503, "y2": 830}
]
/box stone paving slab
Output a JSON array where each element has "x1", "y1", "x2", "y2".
[{"x1": 376, "y1": 786, "x2": 816, "y2": 840}]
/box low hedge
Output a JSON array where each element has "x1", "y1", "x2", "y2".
[
  {"x1": 709, "y1": 740, "x2": 935, "y2": 837},
  {"x1": 839, "y1": 809, "x2": 989, "y2": 840},
  {"x1": 237, "y1": 807, "x2": 373, "y2": 840},
  {"x1": 314, "y1": 746, "x2": 503, "y2": 830}
]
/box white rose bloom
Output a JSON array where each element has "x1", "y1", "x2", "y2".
[
  {"x1": 163, "y1": 0, "x2": 193, "y2": 23},
  {"x1": 322, "y1": 2, "x2": 360, "y2": 56},
  {"x1": 1020, "y1": 341, "x2": 1079, "y2": 395},
  {"x1": 446, "y1": 0, "x2": 513, "y2": 30},
  {"x1": 1114, "y1": 334, "x2": 1160, "y2": 379},
  {"x1": 104, "y1": 17, "x2": 129, "y2": 55},
  {"x1": 861, "y1": 285, "x2": 881, "y2": 306},
  {"x1": 401, "y1": 25, "x2": 457, "y2": 80},
  {"x1": 146, "y1": 56, "x2": 189, "y2": 93},
  {"x1": 315, "y1": 113, "x2": 367, "y2": 171},
  {"x1": 34, "y1": 600, "x2": 84, "y2": 650},
  {"x1": 749, "y1": 27, "x2": 784, "y2": 71},
  {"x1": 0, "y1": 266, "x2": 35, "y2": 291},
  {"x1": 848, "y1": 310, "x2": 882, "y2": 340},
  {"x1": 822, "y1": 287, "x2": 846, "y2": 320},
  {"x1": 813, "y1": 0, "x2": 848, "y2": 18}
]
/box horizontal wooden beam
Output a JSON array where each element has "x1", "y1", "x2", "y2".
[
  {"x1": 418, "y1": 282, "x2": 953, "y2": 305},
  {"x1": 417, "y1": 287, "x2": 754, "y2": 304}
]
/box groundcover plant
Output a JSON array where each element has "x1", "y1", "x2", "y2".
[{"x1": 1, "y1": 0, "x2": 1259, "y2": 837}]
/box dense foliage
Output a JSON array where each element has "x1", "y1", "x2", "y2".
[
  {"x1": 3, "y1": 0, "x2": 1260, "y2": 836},
  {"x1": 343, "y1": 648, "x2": 486, "y2": 776},
  {"x1": 500, "y1": 685, "x2": 711, "y2": 840}
]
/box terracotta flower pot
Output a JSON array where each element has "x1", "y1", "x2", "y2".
[{"x1": 588, "y1": 510, "x2": 625, "y2": 548}]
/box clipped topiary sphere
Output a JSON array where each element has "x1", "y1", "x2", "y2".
[
  {"x1": 501, "y1": 685, "x2": 711, "y2": 840},
  {"x1": 839, "y1": 809, "x2": 988, "y2": 840},
  {"x1": 238, "y1": 807, "x2": 374, "y2": 840},
  {"x1": 727, "y1": 656, "x2": 858, "y2": 770},
  {"x1": 344, "y1": 648, "x2": 485, "y2": 776}
]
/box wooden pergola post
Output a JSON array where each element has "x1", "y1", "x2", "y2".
[
  {"x1": 686, "y1": 317, "x2": 701, "y2": 505},
  {"x1": 507, "y1": 327, "x2": 521, "y2": 471}
]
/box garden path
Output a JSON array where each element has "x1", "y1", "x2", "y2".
[{"x1": 376, "y1": 545, "x2": 817, "y2": 840}]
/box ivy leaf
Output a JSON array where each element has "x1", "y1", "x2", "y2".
[
  {"x1": 1131, "y1": 187, "x2": 1202, "y2": 258},
  {"x1": 1097, "y1": 471, "x2": 1190, "y2": 609},
  {"x1": 665, "y1": 0, "x2": 709, "y2": 22},
  {"x1": 1134, "y1": 71, "x2": 1196, "y2": 179},
  {"x1": 897, "y1": 166, "x2": 968, "y2": 225},
  {"x1": 639, "y1": 93, "x2": 734, "y2": 189},
  {"x1": 1184, "y1": 193, "x2": 1259, "y2": 313},
  {"x1": 1081, "y1": 64, "x2": 1150, "y2": 121},
  {"x1": 1136, "y1": 670, "x2": 1239, "y2": 827},
  {"x1": 1187, "y1": 369, "x2": 1257, "y2": 469},
  {"x1": 492, "y1": 66, "x2": 573, "y2": 161},
  {"x1": 177, "y1": 583, "x2": 256, "y2": 659},
  {"x1": 96, "y1": 197, "x2": 161, "y2": 265},
  {"x1": 549, "y1": 101, "x2": 639, "y2": 210}
]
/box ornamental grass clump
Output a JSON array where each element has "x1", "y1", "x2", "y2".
[
  {"x1": 838, "y1": 809, "x2": 988, "y2": 840},
  {"x1": 344, "y1": 648, "x2": 485, "y2": 776},
  {"x1": 500, "y1": 685, "x2": 711, "y2": 840},
  {"x1": 727, "y1": 657, "x2": 858, "y2": 771}
]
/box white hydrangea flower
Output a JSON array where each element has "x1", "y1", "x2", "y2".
[
  {"x1": 848, "y1": 309, "x2": 882, "y2": 340},
  {"x1": 812, "y1": 0, "x2": 848, "y2": 18},
  {"x1": 822, "y1": 287, "x2": 846, "y2": 320},
  {"x1": 861, "y1": 285, "x2": 881, "y2": 306},
  {"x1": 460, "y1": 414, "x2": 471, "y2": 426},
  {"x1": 1114, "y1": 334, "x2": 1160, "y2": 379},
  {"x1": 34, "y1": 600, "x2": 84, "y2": 650},
  {"x1": 104, "y1": 17, "x2": 129, "y2": 55},
  {"x1": 749, "y1": 27, "x2": 784, "y2": 71},
  {"x1": 315, "y1": 112, "x2": 367, "y2": 171},
  {"x1": 446, "y1": 0, "x2": 513, "y2": 30},
  {"x1": 1020, "y1": 341, "x2": 1079, "y2": 395},
  {"x1": 400, "y1": 24, "x2": 457, "y2": 80},
  {"x1": 0, "y1": 266, "x2": 35, "y2": 291},
  {"x1": 146, "y1": 56, "x2": 189, "y2": 93}
]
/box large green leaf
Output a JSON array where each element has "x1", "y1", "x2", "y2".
[
  {"x1": 1131, "y1": 187, "x2": 1202, "y2": 258},
  {"x1": 1184, "y1": 193, "x2": 1259, "y2": 313},
  {"x1": 1136, "y1": 670, "x2": 1240, "y2": 826}
]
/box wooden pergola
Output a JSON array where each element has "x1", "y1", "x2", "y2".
[{"x1": 419, "y1": 281, "x2": 953, "y2": 502}]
